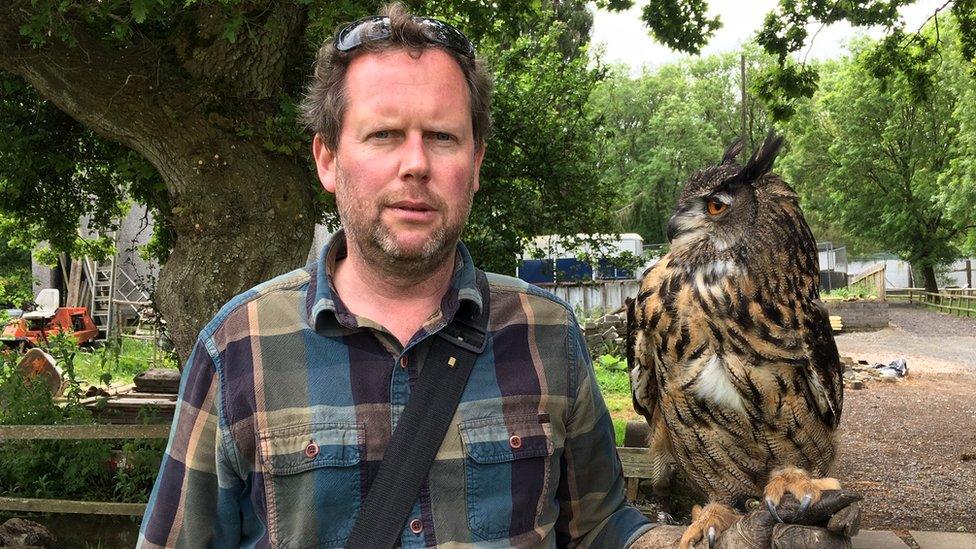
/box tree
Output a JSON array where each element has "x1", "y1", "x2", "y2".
[
  {"x1": 597, "y1": 0, "x2": 976, "y2": 119},
  {"x1": 591, "y1": 48, "x2": 774, "y2": 244},
  {"x1": 779, "y1": 20, "x2": 976, "y2": 292},
  {"x1": 0, "y1": 1, "x2": 615, "y2": 358}
]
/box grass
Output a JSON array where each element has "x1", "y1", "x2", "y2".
[
  {"x1": 593, "y1": 354, "x2": 641, "y2": 445},
  {"x1": 823, "y1": 285, "x2": 877, "y2": 300},
  {"x1": 73, "y1": 337, "x2": 178, "y2": 387}
]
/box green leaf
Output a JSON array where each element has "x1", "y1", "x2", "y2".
[{"x1": 131, "y1": 0, "x2": 151, "y2": 24}]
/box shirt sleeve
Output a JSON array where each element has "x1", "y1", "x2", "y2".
[
  {"x1": 554, "y1": 322, "x2": 654, "y2": 548},
  {"x1": 138, "y1": 336, "x2": 245, "y2": 548}
]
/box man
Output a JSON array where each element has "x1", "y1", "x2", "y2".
[
  {"x1": 139, "y1": 4, "x2": 857, "y2": 548},
  {"x1": 139, "y1": 4, "x2": 652, "y2": 547}
]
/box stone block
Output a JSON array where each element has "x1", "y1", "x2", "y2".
[
  {"x1": 911, "y1": 531, "x2": 976, "y2": 549},
  {"x1": 852, "y1": 530, "x2": 909, "y2": 548}
]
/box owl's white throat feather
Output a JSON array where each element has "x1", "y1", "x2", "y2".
[{"x1": 692, "y1": 355, "x2": 747, "y2": 415}]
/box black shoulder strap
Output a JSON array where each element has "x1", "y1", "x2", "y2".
[{"x1": 345, "y1": 270, "x2": 490, "y2": 549}]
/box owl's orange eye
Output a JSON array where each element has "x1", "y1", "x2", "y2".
[{"x1": 706, "y1": 199, "x2": 728, "y2": 216}]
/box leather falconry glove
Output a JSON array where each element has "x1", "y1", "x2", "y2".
[{"x1": 715, "y1": 490, "x2": 862, "y2": 549}]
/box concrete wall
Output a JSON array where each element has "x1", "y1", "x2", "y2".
[{"x1": 824, "y1": 299, "x2": 890, "y2": 331}]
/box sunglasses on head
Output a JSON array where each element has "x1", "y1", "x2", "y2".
[{"x1": 334, "y1": 15, "x2": 476, "y2": 59}]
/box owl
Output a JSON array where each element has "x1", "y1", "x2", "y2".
[{"x1": 627, "y1": 132, "x2": 844, "y2": 549}]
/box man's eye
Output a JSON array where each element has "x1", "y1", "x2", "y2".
[
  {"x1": 432, "y1": 132, "x2": 453, "y2": 141},
  {"x1": 372, "y1": 130, "x2": 391, "y2": 139}
]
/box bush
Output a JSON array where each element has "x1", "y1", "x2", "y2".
[{"x1": 0, "y1": 334, "x2": 163, "y2": 503}]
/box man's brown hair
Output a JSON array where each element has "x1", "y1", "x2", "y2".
[{"x1": 300, "y1": 3, "x2": 493, "y2": 151}]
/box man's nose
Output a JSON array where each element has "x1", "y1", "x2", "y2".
[{"x1": 398, "y1": 133, "x2": 430, "y2": 182}]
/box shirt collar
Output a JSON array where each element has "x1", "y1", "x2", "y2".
[{"x1": 308, "y1": 229, "x2": 485, "y2": 333}]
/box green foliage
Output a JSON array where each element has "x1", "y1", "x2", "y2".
[
  {"x1": 779, "y1": 19, "x2": 976, "y2": 275},
  {"x1": 752, "y1": 0, "x2": 976, "y2": 119},
  {"x1": 0, "y1": 335, "x2": 163, "y2": 502},
  {"x1": 594, "y1": 353, "x2": 630, "y2": 395},
  {"x1": 0, "y1": 233, "x2": 33, "y2": 309},
  {"x1": 823, "y1": 286, "x2": 877, "y2": 300},
  {"x1": 640, "y1": 0, "x2": 720, "y2": 54},
  {"x1": 0, "y1": 72, "x2": 164, "y2": 261},
  {"x1": 592, "y1": 48, "x2": 776, "y2": 244},
  {"x1": 467, "y1": 20, "x2": 621, "y2": 275}
]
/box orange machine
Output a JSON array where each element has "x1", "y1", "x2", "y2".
[{"x1": 1, "y1": 289, "x2": 99, "y2": 349}]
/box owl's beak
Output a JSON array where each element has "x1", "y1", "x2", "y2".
[{"x1": 666, "y1": 214, "x2": 679, "y2": 243}]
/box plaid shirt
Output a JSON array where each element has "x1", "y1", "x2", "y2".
[{"x1": 138, "y1": 232, "x2": 652, "y2": 548}]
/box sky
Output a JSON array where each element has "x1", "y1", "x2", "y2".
[{"x1": 589, "y1": 0, "x2": 950, "y2": 73}]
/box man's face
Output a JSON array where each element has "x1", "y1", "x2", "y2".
[{"x1": 313, "y1": 48, "x2": 485, "y2": 276}]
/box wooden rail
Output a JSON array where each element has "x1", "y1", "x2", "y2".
[
  {"x1": 0, "y1": 423, "x2": 170, "y2": 440},
  {"x1": 0, "y1": 423, "x2": 169, "y2": 515},
  {"x1": 0, "y1": 497, "x2": 146, "y2": 516},
  {"x1": 887, "y1": 288, "x2": 976, "y2": 317}
]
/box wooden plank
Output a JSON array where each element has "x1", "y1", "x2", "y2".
[
  {"x1": 617, "y1": 446, "x2": 655, "y2": 479},
  {"x1": 0, "y1": 496, "x2": 146, "y2": 516},
  {"x1": 115, "y1": 392, "x2": 179, "y2": 400},
  {"x1": 134, "y1": 368, "x2": 181, "y2": 394},
  {"x1": 0, "y1": 424, "x2": 170, "y2": 440}
]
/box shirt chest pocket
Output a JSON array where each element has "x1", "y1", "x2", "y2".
[
  {"x1": 460, "y1": 414, "x2": 554, "y2": 541},
  {"x1": 258, "y1": 422, "x2": 364, "y2": 549}
]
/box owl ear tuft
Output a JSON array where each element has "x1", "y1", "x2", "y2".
[
  {"x1": 721, "y1": 137, "x2": 746, "y2": 165},
  {"x1": 738, "y1": 131, "x2": 784, "y2": 184}
]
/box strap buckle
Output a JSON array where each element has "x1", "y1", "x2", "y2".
[{"x1": 436, "y1": 315, "x2": 487, "y2": 354}]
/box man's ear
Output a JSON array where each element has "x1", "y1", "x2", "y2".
[
  {"x1": 312, "y1": 134, "x2": 337, "y2": 193},
  {"x1": 472, "y1": 142, "x2": 486, "y2": 192}
]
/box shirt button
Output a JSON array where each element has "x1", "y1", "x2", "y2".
[
  {"x1": 400, "y1": 356, "x2": 408, "y2": 369},
  {"x1": 409, "y1": 518, "x2": 423, "y2": 535},
  {"x1": 509, "y1": 435, "x2": 522, "y2": 449},
  {"x1": 304, "y1": 440, "x2": 319, "y2": 459}
]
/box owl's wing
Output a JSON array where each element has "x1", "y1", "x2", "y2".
[
  {"x1": 627, "y1": 292, "x2": 658, "y2": 425},
  {"x1": 803, "y1": 299, "x2": 844, "y2": 428}
]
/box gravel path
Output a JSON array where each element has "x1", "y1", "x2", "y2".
[{"x1": 833, "y1": 303, "x2": 976, "y2": 532}]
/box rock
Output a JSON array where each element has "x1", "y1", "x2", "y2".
[
  {"x1": 0, "y1": 518, "x2": 57, "y2": 548},
  {"x1": 850, "y1": 380, "x2": 865, "y2": 390}
]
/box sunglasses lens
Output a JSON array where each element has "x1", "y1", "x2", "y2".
[
  {"x1": 334, "y1": 16, "x2": 474, "y2": 57},
  {"x1": 336, "y1": 16, "x2": 388, "y2": 51}
]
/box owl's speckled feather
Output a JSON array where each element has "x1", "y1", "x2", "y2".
[{"x1": 627, "y1": 133, "x2": 843, "y2": 508}]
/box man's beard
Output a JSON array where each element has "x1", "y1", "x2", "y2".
[{"x1": 334, "y1": 169, "x2": 474, "y2": 280}]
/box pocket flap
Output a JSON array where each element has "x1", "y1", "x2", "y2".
[
  {"x1": 258, "y1": 422, "x2": 363, "y2": 475},
  {"x1": 460, "y1": 413, "x2": 553, "y2": 464}
]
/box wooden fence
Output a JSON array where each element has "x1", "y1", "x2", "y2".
[
  {"x1": 0, "y1": 423, "x2": 169, "y2": 515},
  {"x1": 2, "y1": 423, "x2": 660, "y2": 518},
  {"x1": 540, "y1": 279, "x2": 640, "y2": 316},
  {"x1": 847, "y1": 263, "x2": 886, "y2": 300},
  {"x1": 887, "y1": 288, "x2": 976, "y2": 317}
]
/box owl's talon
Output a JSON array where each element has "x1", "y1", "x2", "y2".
[
  {"x1": 707, "y1": 526, "x2": 716, "y2": 549},
  {"x1": 798, "y1": 493, "x2": 813, "y2": 513},
  {"x1": 765, "y1": 496, "x2": 783, "y2": 523}
]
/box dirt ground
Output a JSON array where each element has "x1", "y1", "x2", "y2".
[{"x1": 833, "y1": 303, "x2": 976, "y2": 532}]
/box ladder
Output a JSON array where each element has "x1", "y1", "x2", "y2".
[{"x1": 90, "y1": 254, "x2": 117, "y2": 340}]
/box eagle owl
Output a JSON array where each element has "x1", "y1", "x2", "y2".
[{"x1": 626, "y1": 133, "x2": 844, "y2": 548}]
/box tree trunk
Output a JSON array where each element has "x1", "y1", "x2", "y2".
[
  {"x1": 0, "y1": 3, "x2": 318, "y2": 360},
  {"x1": 921, "y1": 264, "x2": 939, "y2": 294}
]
